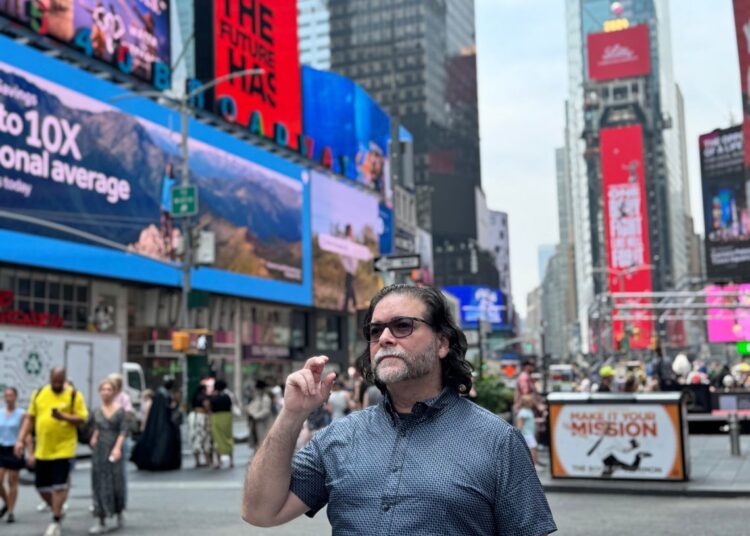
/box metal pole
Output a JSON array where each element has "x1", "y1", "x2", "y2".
[{"x1": 729, "y1": 413, "x2": 741, "y2": 457}]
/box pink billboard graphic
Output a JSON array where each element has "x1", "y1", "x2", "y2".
[{"x1": 706, "y1": 284, "x2": 750, "y2": 342}]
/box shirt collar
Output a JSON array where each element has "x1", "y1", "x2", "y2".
[{"x1": 382, "y1": 387, "x2": 458, "y2": 425}]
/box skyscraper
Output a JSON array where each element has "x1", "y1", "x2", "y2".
[
  {"x1": 297, "y1": 0, "x2": 331, "y2": 69},
  {"x1": 565, "y1": 0, "x2": 692, "y2": 351},
  {"x1": 328, "y1": 0, "x2": 489, "y2": 288}
]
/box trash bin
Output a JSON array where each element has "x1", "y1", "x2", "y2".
[{"x1": 547, "y1": 392, "x2": 689, "y2": 481}]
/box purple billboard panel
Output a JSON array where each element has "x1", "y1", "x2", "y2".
[{"x1": 706, "y1": 284, "x2": 750, "y2": 342}]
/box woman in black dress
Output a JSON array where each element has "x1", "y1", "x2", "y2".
[{"x1": 89, "y1": 378, "x2": 127, "y2": 534}]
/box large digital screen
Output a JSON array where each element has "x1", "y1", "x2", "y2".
[
  {"x1": 302, "y1": 66, "x2": 393, "y2": 207},
  {"x1": 699, "y1": 126, "x2": 750, "y2": 281},
  {"x1": 587, "y1": 24, "x2": 651, "y2": 81},
  {"x1": 601, "y1": 125, "x2": 653, "y2": 350},
  {"x1": 441, "y1": 286, "x2": 508, "y2": 331},
  {"x1": 734, "y1": 0, "x2": 750, "y2": 168},
  {"x1": 311, "y1": 170, "x2": 384, "y2": 312},
  {"x1": 194, "y1": 0, "x2": 302, "y2": 149},
  {"x1": 0, "y1": 34, "x2": 311, "y2": 306},
  {"x1": 706, "y1": 284, "x2": 750, "y2": 343},
  {"x1": 0, "y1": 0, "x2": 170, "y2": 85}
]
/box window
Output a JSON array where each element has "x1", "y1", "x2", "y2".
[{"x1": 316, "y1": 315, "x2": 341, "y2": 351}]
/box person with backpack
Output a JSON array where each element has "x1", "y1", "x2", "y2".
[{"x1": 15, "y1": 367, "x2": 89, "y2": 536}]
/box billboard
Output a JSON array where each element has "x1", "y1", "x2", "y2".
[
  {"x1": 706, "y1": 284, "x2": 750, "y2": 343},
  {"x1": 549, "y1": 402, "x2": 686, "y2": 481},
  {"x1": 441, "y1": 286, "x2": 508, "y2": 331},
  {"x1": 0, "y1": 0, "x2": 170, "y2": 86},
  {"x1": 601, "y1": 125, "x2": 653, "y2": 350},
  {"x1": 194, "y1": 0, "x2": 302, "y2": 149},
  {"x1": 311, "y1": 170, "x2": 384, "y2": 312},
  {"x1": 587, "y1": 24, "x2": 651, "y2": 81},
  {"x1": 0, "y1": 34, "x2": 311, "y2": 306},
  {"x1": 699, "y1": 126, "x2": 750, "y2": 280},
  {"x1": 302, "y1": 67, "x2": 393, "y2": 207},
  {"x1": 734, "y1": 0, "x2": 750, "y2": 168}
]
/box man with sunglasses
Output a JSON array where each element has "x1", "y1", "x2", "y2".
[{"x1": 242, "y1": 285, "x2": 556, "y2": 535}]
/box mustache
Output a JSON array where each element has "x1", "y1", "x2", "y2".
[{"x1": 373, "y1": 349, "x2": 408, "y2": 367}]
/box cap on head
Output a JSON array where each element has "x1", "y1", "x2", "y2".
[{"x1": 599, "y1": 365, "x2": 616, "y2": 378}]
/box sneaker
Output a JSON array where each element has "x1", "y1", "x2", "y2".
[
  {"x1": 63, "y1": 502, "x2": 69, "y2": 513},
  {"x1": 6, "y1": 513, "x2": 14, "y2": 523},
  {"x1": 37, "y1": 502, "x2": 50, "y2": 513},
  {"x1": 88, "y1": 522, "x2": 109, "y2": 534},
  {"x1": 43, "y1": 522, "x2": 61, "y2": 536},
  {"x1": 116, "y1": 513, "x2": 124, "y2": 528},
  {"x1": 0, "y1": 504, "x2": 6, "y2": 519}
]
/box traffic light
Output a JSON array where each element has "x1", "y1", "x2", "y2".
[{"x1": 172, "y1": 331, "x2": 189, "y2": 352}]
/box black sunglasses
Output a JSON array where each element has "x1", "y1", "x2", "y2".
[{"x1": 363, "y1": 316, "x2": 432, "y2": 342}]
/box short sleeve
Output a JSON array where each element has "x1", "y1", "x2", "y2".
[
  {"x1": 289, "y1": 433, "x2": 329, "y2": 517},
  {"x1": 494, "y1": 429, "x2": 557, "y2": 536},
  {"x1": 74, "y1": 391, "x2": 89, "y2": 421},
  {"x1": 28, "y1": 389, "x2": 39, "y2": 417}
]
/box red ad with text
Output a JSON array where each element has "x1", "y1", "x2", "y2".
[{"x1": 587, "y1": 24, "x2": 651, "y2": 81}]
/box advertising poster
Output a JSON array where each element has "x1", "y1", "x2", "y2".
[
  {"x1": 601, "y1": 125, "x2": 653, "y2": 349},
  {"x1": 0, "y1": 35, "x2": 311, "y2": 305},
  {"x1": 550, "y1": 403, "x2": 685, "y2": 480},
  {"x1": 706, "y1": 284, "x2": 750, "y2": 342},
  {"x1": 699, "y1": 126, "x2": 750, "y2": 280},
  {"x1": 302, "y1": 67, "x2": 393, "y2": 207},
  {"x1": 0, "y1": 0, "x2": 170, "y2": 83},
  {"x1": 414, "y1": 228, "x2": 434, "y2": 285},
  {"x1": 734, "y1": 0, "x2": 750, "y2": 168},
  {"x1": 194, "y1": 0, "x2": 302, "y2": 149},
  {"x1": 311, "y1": 170, "x2": 383, "y2": 312},
  {"x1": 441, "y1": 286, "x2": 508, "y2": 330},
  {"x1": 587, "y1": 24, "x2": 651, "y2": 81}
]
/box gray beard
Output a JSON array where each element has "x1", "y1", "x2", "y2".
[{"x1": 373, "y1": 338, "x2": 438, "y2": 384}]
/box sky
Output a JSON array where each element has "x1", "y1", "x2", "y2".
[{"x1": 475, "y1": 1, "x2": 741, "y2": 318}]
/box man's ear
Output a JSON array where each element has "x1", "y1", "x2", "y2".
[{"x1": 437, "y1": 334, "x2": 449, "y2": 359}]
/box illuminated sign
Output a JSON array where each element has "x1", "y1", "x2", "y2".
[
  {"x1": 193, "y1": 0, "x2": 302, "y2": 149},
  {"x1": 0, "y1": 0, "x2": 171, "y2": 89},
  {"x1": 601, "y1": 124, "x2": 653, "y2": 349},
  {"x1": 587, "y1": 24, "x2": 651, "y2": 81},
  {"x1": 604, "y1": 18, "x2": 630, "y2": 32}
]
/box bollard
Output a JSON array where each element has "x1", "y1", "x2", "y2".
[{"x1": 729, "y1": 413, "x2": 741, "y2": 457}]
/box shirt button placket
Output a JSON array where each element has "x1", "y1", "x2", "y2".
[{"x1": 380, "y1": 427, "x2": 408, "y2": 536}]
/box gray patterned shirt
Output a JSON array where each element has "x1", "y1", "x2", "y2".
[{"x1": 290, "y1": 388, "x2": 557, "y2": 535}]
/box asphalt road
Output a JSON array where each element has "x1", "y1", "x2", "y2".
[{"x1": 9, "y1": 450, "x2": 750, "y2": 535}]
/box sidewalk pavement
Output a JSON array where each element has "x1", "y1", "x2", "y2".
[{"x1": 537, "y1": 434, "x2": 750, "y2": 497}]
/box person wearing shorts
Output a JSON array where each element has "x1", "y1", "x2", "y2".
[
  {"x1": 16, "y1": 368, "x2": 88, "y2": 536},
  {"x1": 516, "y1": 394, "x2": 540, "y2": 467},
  {"x1": 0, "y1": 386, "x2": 27, "y2": 523}
]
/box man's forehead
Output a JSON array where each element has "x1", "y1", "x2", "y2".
[{"x1": 371, "y1": 294, "x2": 425, "y2": 321}]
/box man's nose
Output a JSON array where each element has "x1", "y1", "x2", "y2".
[{"x1": 378, "y1": 326, "x2": 397, "y2": 346}]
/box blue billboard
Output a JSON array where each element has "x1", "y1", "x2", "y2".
[
  {"x1": 442, "y1": 286, "x2": 509, "y2": 331},
  {"x1": 301, "y1": 66, "x2": 392, "y2": 208},
  {"x1": 0, "y1": 35, "x2": 311, "y2": 306}
]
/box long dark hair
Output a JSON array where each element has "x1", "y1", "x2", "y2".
[{"x1": 356, "y1": 285, "x2": 472, "y2": 394}]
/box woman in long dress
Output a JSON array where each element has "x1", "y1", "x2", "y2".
[
  {"x1": 89, "y1": 378, "x2": 127, "y2": 534},
  {"x1": 209, "y1": 380, "x2": 233, "y2": 469}
]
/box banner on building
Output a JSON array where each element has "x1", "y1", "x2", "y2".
[
  {"x1": 442, "y1": 286, "x2": 509, "y2": 330},
  {"x1": 0, "y1": 0, "x2": 171, "y2": 85},
  {"x1": 0, "y1": 35, "x2": 311, "y2": 306},
  {"x1": 587, "y1": 24, "x2": 651, "y2": 81},
  {"x1": 700, "y1": 126, "x2": 750, "y2": 281},
  {"x1": 706, "y1": 284, "x2": 750, "y2": 343},
  {"x1": 194, "y1": 0, "x2": 302, "y2": 149},
  {"x1": 310, "y1": 170, "x2": 384, "y2": 312},
  {"x1": 734, "y1": 0, "x2": 750, "y2": 168},
  {"x1": 302, "y1": 67, "x2": 393, "y2": 207},
  {"x1": 549, "y1": 402, "x2": 686, "y2": 480},
  {"x1": 601, "y1": 125, "x2": 653, "y2": 350}
]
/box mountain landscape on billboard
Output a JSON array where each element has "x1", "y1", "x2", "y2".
[{"x1": 0, "y1": 62, "x2": 303, "y2": 283}]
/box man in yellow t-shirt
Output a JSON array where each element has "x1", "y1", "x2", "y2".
[{"x1": 15, "y1": 368, "x2": 88, "y2": 536}]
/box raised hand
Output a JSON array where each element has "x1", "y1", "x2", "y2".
[{"x1": 283, "y1": 356, "x2": 337, "y2": 416}]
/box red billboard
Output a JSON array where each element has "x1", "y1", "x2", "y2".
[
  {"x1": 194, "y1": 0, "x2": 302, "y2": 149},
  {"x1": 601, "y1": 125, "x2": 653, "y2": 350},
  {"x1": 734, "y1": 0, "x2": 750, "y2": 168},
  {"x1": 587, "y1": 24, "x2": 651, "y2": 81}
]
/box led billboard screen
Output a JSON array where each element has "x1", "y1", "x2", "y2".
[
  {"x1": 0, "y1": 34, "x2": 311, "y2": 305},
  {"x1": 442, "y1": 286, "x2": 508, "y2": 331},
  {"x1": 302, "y1": 66, "x2": 393, "y2": 207},
  {"x1": 706, "y1": 284, "x2": 750, "y2": 343},
  {"x1": 587, "y1": 24, "x2": 651, "y2": 81},
  {"x1": 0, "y1": 0, "x2": 170, "y2": 85},
  {"x1": 734, "y1": 0, "x2": 750, "y2": 168},
  {"x1": 601, "y1": 124, "x2": 653, "y2": 349},
  {"x1": 311, "y1": 170, "x2": 384, "y2": 312},
  {"x1": 700, "y1": 126, "x2": 750, "y2": 281},
  {"x1": 194, "y1": 0, "x2": 302, "y2": 149}
]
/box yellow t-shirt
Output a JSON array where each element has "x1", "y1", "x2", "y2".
[{"x1": 28, "y1": 385, "x2": 88, "y2": 460}]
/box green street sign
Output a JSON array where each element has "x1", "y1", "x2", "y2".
[
  {"x1": 738, "y1": 341, "x2": 750, "y2": 355},
  {"x1": 171, "y1": 185, "x2": 198, "y2": 217}
]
